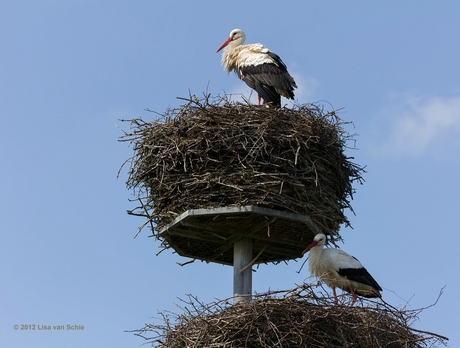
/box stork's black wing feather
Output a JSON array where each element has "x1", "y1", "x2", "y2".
[
  {"x1": 241, "y1": 74, "x2": 281, "y2": 106},
  {"x1": 238, "y1": 57, "x2": 297, "y2": 106},
  {"x1": 267, "y1": 52, "x2": 289, "y2": 72},
  {"x1": 338, "y1": 267, "x2": 383, "y2": 292}
]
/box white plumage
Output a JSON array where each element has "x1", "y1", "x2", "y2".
[
  {"x1": 302, "y1": 234, "x2": 382, "y2": 306},
  {"x1": 216, "y1": 29, "x2": 297, "y2": 107}
]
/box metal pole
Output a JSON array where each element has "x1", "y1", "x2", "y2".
[{"x1": 233, "y1": 237, "x2": 252, "y2": 304}]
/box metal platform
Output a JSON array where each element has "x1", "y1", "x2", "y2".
[
  {"x1": 159, "y1": 206, "x2": 321, "y2": 303},
  {"x1": 159, "y1": 205, "x2": 321, "y2": 264}
]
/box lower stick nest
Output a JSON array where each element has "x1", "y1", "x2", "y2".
[
  {"x1": 131, "y1": 284, "x2": 448, "y2": 347},
  {"x1": 120, "y1": 95, "x2": 365, "y2": 240}
]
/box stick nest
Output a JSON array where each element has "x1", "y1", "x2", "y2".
[
  {"x1": 120, "y1": 94, "x2": 365, "y2": 239},
  {"x1": 131, "y1": 284, "x2": 448, "y2": 347}
]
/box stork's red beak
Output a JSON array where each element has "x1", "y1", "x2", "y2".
[
  {"x1": 301, "y1": 240, "x2": 318, "y2": 255},
  {"x1": 216, "y1": 37, "x2": 233, "y2": 53}
]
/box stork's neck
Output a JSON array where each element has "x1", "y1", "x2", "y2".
[
  {"x1": 220, "y1": 42, "x2": 243, "y2": 73},
  {"x1": 308, "y1": 245, "x2": 324, "y2": 276}
]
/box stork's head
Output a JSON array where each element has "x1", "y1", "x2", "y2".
[
  {"x1": 302, "y1": 234, "x2": 327, "y2": 255},
  {"x1": 216, "y1": 29, "x2": 246, "y2": 53}
]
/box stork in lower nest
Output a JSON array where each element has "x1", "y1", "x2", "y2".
[{"x1": 302, "y1": 233, "x2": 383, "y2": 306}]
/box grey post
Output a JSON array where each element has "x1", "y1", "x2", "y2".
[{"x1": 233, "y1": 237, "x2": 253, "y2": 304}]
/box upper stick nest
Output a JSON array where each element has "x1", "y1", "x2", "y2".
[{"x1": 120, "y1": 94, "x2": 364, "y2": 240}]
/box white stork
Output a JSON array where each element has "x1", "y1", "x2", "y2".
[
  {"x1": 302, "y1": 234, "x2": 382, "y2": 306},
  {"x1": 216, "y1": 29, "x2": 297, "y2": 107}
]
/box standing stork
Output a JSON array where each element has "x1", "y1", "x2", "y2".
[
  {"x1": 302, "y1": 234, "x2": 382, "y2": 306},
  {"x1": 216, "y1": 29, "x2": 297, "y2": 107}
]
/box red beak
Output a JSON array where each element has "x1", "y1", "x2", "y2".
[
  {"x1": 216, "y1": 37, "x2": 233, "y2": 53},
  {"x1": 301, "y1": 240, "x2": 318, "y2": 255}
]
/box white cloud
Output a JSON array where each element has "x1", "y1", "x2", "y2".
[
  {"x1": 291, "y1": 73, "x2": 318, "y2": 103},
  {"x1": 376, "y1": 94, "x2": 460, "y2": 157}
]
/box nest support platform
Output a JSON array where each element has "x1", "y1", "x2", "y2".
[
  {"x1": 160, "y1": 205, "x2": 321, "y2": 303},
  {"x1": 160, "y1": 205, "x2": 321, "y2": 265}
]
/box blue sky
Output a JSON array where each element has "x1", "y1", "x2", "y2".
[{"x1": 1, "y1": 1, "x2": 459, "y2": 347}]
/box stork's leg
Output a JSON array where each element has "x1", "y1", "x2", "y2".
[
  {"x1": 332, "y1": 287, "x2": 338, "y2": 305},
  {"x1": 257, "y1": 95, "x2": 261, "y2": 105},
  {"x1": 349, "y1": 286, "x2": 357, "y2": 307}
]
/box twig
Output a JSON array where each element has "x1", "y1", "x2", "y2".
[{"x1": 239, "y1": 245, "x2": 268, "y2": 273}]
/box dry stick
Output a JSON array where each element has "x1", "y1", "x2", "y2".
[
  {"x1": 134, "y1": 197, "x2": 154, "y2": 238},
  {"x1": 239, "y1": 244, "x2": 268, "y2": 274},
  {"x1": 408, "y1": 327, "x2": 449, "y2": 341},
  {"x1": 177, "y1": 259, "x2": 195, "y2": 267}
]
